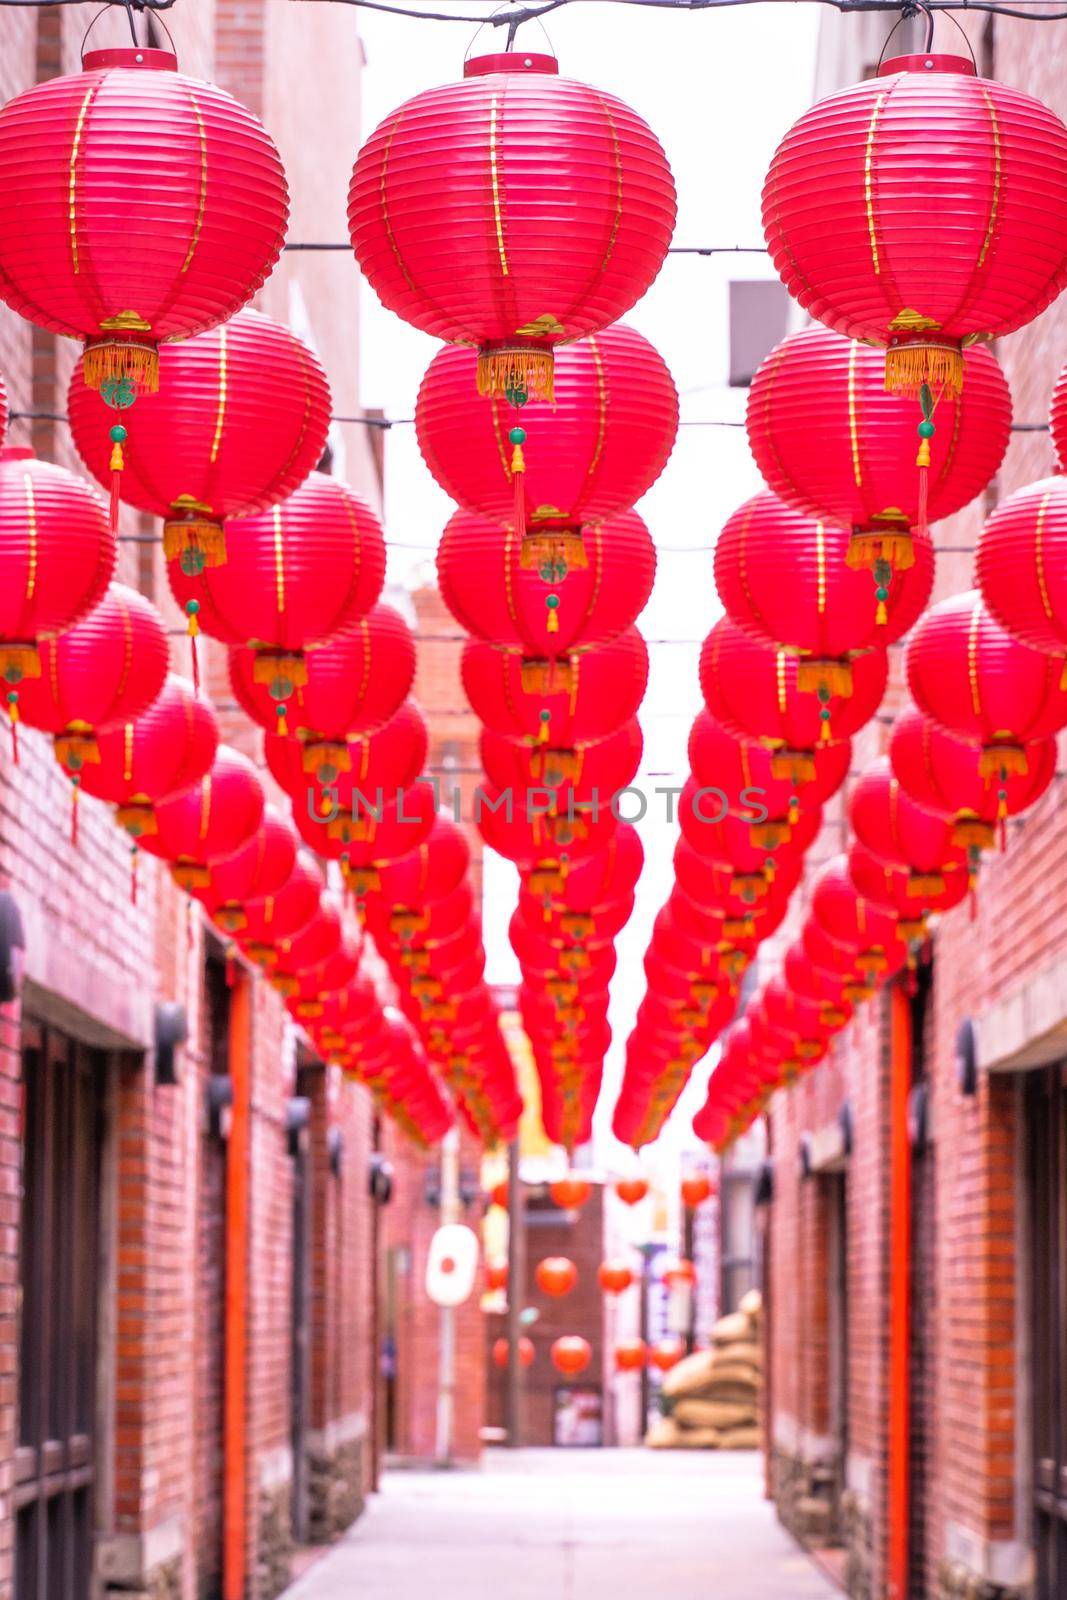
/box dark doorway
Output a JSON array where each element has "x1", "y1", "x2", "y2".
[
  {"x1": 825, "y1": 1170, "x2": 849, "y2": 1531},
  {"x1": 15, "y1": 1022, "x2": 106, "y2": 1600},
  {"x1": 290, "y1": 1066, "x2": 315, "y2": 1545},
  {"x1": 195, "y1": 954, "x2": 230, "y2": 1600},
  {"x1": 908, "y1": 958, "x2": 935, "y2": 1598},
  {"x1": 1028, "y1": 1061, "x2": 1067, "y2": 1600}
]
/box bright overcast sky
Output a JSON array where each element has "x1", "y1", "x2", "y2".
[{"x1": 355, "y1": 0, "x2": 821, "y2": 1171}]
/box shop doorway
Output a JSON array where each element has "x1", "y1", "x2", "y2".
[{"x1": 1027, "y1": 1061, "x2": 1067, "y2": 1600}]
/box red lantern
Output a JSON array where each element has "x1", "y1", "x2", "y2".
[
  {"x1": 0, "y1": 445, "x2": 114, "y2": 693},
  {"x1": 485, "y1": 1260, "x2": 508, "y2": 1293},
  {"x1": 479, "y1": 786, "x2": 618, "y2": 866},
  {"x1": 550, "y1": 1335, "x2": 592, "y2": 1377},
  {"x1": 488, "y1": 1180, "x2": 510, "y2": 1210},
  {"x1": 848, "y1": 843, "x2": 967, "y2": 937},
  {"x1": 493, "y1": 1335, "x2": 534, "y2": 1370},
  {"x1": 270, "y1": 895, "x2": 344, "y2": 996},
  {"x1": 976, "y1": 475, "x2": 1067, "y2": 670},
  {"x1": 169, "y1": 473, "x2": 386, "y2": 707},
  {"x1": 597, "y1": 1260, "x2": 634, "y2": 1295},
  {"x1": 681, "y1": 1173, "x2": 714, "y2": 1208},
  {"x1": 678, "y1": 777, "x2": 820, "y2": 884},
  {"x1": 463, "y1": 629, "x2": 648, "y2": 748},
  {"x1": 69, "y1": 308, "x2": 330, "y2": 572},
  {"x1": 265, "y1": 700, "x2": 428, "y2": 814},
  {"x1": 701, "y1": 618, "x2": 887, "y2": 772},
  {"x1": 783, "y1": 943, "x2": 854, "y2": 1030},
  {"x1": 237, "y1": 855, "x2": 322, "y2": 965},
  {"x1": 0, "y1": 47, "x2": 287, "y2": 395},
  {"x1": 811, "y1": 857, "x2": 909, "y2": 983},
  {"x1": 648, "y1": 1338, "x2": 685, "y2": 1373},
  {"x1": 349, "y1": 50, "x2": 675, "y2": 400},
  {"x1": 296, "y1": 783, "x2": 437, "y2": 873},
  {"x1": 78, "y1": 675, "x2": 219, "y2": 837},
  {"x1": 285, "y1": 928, "x2": 361, "y2": 1020},
  {"x1": 715, "y1": 490, "x2": 933, "y2": 648},
  {"x1": 889, "y1": 705, "x2": 1056, "y2": 850},
  {"x1": 849, "y1": 756, "x2": 971, "y2": 889},
  {"x1": 438, "y1": 509, "x2": 655, "y2": 654},
  {"x1": 763, "y1": 53, "x2": 1067, "y2": 396},
  {"x1": 688, "y1": 709, "x2": 851, "y2": 826},
  {"x1": 230, "y1": 603, "x2": 416, "y2": 746},
  {"x1": 481, "y1": 721, "x2": 642, "y2": 807},
  {"x1": 535, "y1": 1256, "x2": 578, "y2": 1298},
  {"x1": 614, "y1": 1177, "x2": 649, "y2": 1207},
  {"x1": 367, "y1": 817, "x2": 471, "y2": 912},
  {"x1": 139, "y1": 746, "x2": 265, "y2": 890},
  {"x1": 197, "y1": 807, "x2": 299, "y2": 935},
  {"x1": 907, "y1": 591, "x2": 1067, "y2": 775},
  {"x1": 747, "y1": 327, "x2": 1011, "y2": 572},
  {"x1": 549, "y1": 1175, "x2": 592, "y2": 1210},
  {"x1": 663, "y1": 1260, "x2": 696, "y2": 1290},
  {"x1": 416, "y1": 323, "x2": 678, "y2": 541},
  {"x1": 615, "y1": 1338, "x2": 647, "y2": 1373},
  {"x1": 17, "y1": 583, "x2": 169, "y2": 774}
]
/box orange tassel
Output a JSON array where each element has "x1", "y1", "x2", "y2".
[
  {"x1": 916, "y1": 434, "x2": 930, "y2": 542},
  {"x1": 510, "y1": 423, "x2": 527, "y2": 537},
  {"x1": 546, "y1": 595, "x2": 560, "y2": 634},
  {"x1": 109, "y1": 431, "x2": 126, "y2": 533}
]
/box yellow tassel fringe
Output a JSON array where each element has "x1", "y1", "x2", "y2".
[
  {"x1": 82, "y1": 335, "x2": 159, "y2": 395},
  {"x1": 846, "y1": 528, "x2": 915, "y2": 573},
  {"x1": 0, "y1": 643, "x2": 41, "y2": 683},
  {"x1": 884, "y1": 340, "x2": 963, "y2": 399},
  {"x1": 520, "y1": 532, "x2": 588, "y2": 571},
  {"x1": 164, "y1": 517, "x2": 228, "y2": 570},
  {"x1": 796, "y1": 657, "x2": 854, "y2": 698},
  {"x1": 477, "y1": 346, "x2": 555, "y2": 402},
  {"x1": 980, "y1": 743, "x2": 1028, "y2": 778}
]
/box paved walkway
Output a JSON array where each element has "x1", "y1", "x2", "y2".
[{"x1": 284, "y1": 1449, "x2": 841, "y2": 1600}]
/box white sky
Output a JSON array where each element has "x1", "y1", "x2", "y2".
[{"x1": 355, "y1": 0, "x2": 820, "y2": 1169}]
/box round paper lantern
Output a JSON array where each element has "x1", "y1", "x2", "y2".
[
  {"x1": 169, "y1": 473, "x2": 386, "y2": 705},
  {"x1": 907, "y1": 591, "x2": 1067, "y2": 774},
  {"x1": 688, "y1": 709, "x2": 851, "y2": 826},
  {"x1": 763, "y1": 53, "x2": 1067, "y2": 395},
  {"x1": 77, "y1": 675, "x2": 218, "y2": 836},
  {"x1": 849, "y1": 756, "x2": 971, "y2": 888},
  {"x1": 69, "y1": 308, "x2": 330, "y2": 571},
  {"x1": 678, "y1": 777, "x2": 820, "y2": 884},
  {"x1": 265, "y1": 699, "x2": 428, "y2": 815},
  {"x1": 663, "y1": 1259, "x2": 696, "y2": 1290},
  {"x1": 889, "y1": 705, "x2": 1056, "y2": 849},
  {"x1": 681, "y1": 1173, "x2": 714, "y2": 1208},
  {"x1": 748, "y1": 327, "x2": 1011, "y2": 573},
  {"x1": 488, "y1": 1180, "x2": 510, "y2": 1210},
  {"x1": 350, "y1": 50, "x2": 676, "y2": 400},
  {"x1": 976, "y1": 475, "x2": 1067, "y2": 667},
  {"x1": 139, "y1": 746, "x2": 265, "y2": 889},
  {"x1": 295, "y1": 783, "x2": 437, "y2": 870},
  {"x1": 17, "y1": 583, "x2": 169, "y2": 773},
  {"x1": 269, "y1": 895, "x2": 344, "y2": 993},
  {"x1": 485, "y1": 1260, "x2": 508, "y2": 1293},
  {"x1": 535, "y1": 1256, "x2": 578, "y2": 1298},
  {"x1": 597, "y1": 1260, "x2": 634, "y2": 1295},
  {"x1": 848, "y1": 842, "x2": 967, "y2": 937},
  {"x1": 493, "y1": 1336, "x2": 534, "y2": 1370},
  {"x1": 550, "y1": 1335, "x2": 592, "y2": 1378},
  {"x1": 197, "y1": 807, "x2": 299, "y2": 935},
  {"x1": 285, "y1": 928, "x2": 361, "y2": 1019},
  {"x1": 482, "y1": 720, "x2": 642, "y2": 808},
  {"x1": 0, "y1": 445, "x2": 115, "y2": 690},
  {"x1": 715, "y1": 491, "x2": 933, "y2": 650},
  {"x1": 416, "y1": 323, "x2": 678, "y2": 541},
  {"x1": 614, "y1": 1177, "x2": 649, "y2": 1207},
  {"x1": 230, "y1": 603, "x2": 416, "y2": 747},
  {"x1": 648, "y1": 1338, "x2": 685, "y2": 1374},
  {"x1": 438, "y1": 509, "x2": 655, "y2": 654},
  {"x1": 783, "y1": 943, "x2": 854, "y2": 1029},
  {"x1": 463, "y1": 628, "x2": 648, "y2": 747},
  {"x1": 366, "y1": 816, "x2": 471, "y2": 911},
  {"x1": 615, "y1": 1339, "x2": 647, "y2": 1373},
  {"x1": 701, "y1": 618, "x2": 887, "y2": 770},
  {"x1": 811, "y1": 858, "x2": 909, "y2": 982},
  {"x1": 550, "y1": 1175, "x2": 592, "y2": 1210},
  {"x1": 237, "y1": 854, "x2": 322, "y2": 964},
  {"x1": 0, "y1": 47, "x2": 288, "y2": 395},
  {"x1": 479, "y1": 786, "x2": 618, "y2": 866}
]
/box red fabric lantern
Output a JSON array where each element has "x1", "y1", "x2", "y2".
[
  {"x1": 17, "y1": 582, "x2": 169, "y2": 774},
  {"x1": 236, "y1": 854, "x2": 322, "y2": 965},
  {"x1": 196, "y1": 807, "x2": 299, "y2": 935},
  {"x1": 681, "y1": 1173, "x2": 714, "y2": 1208},
  {"x1": 678, "y1": 777, "x2": 820, "y2": 881},
  {"x1": 270, "y1": 896, "x2": 344, "y2": 997},
  {"x1": 688, "y1": 709, "x2": 851, "y2": 825},
  {"x1": 349, "y1": 50, "x2": 676, "y2": 400},
  {"x1": 139, "y1": 746, "x2": 265, "y2": 889},
  {"x1": 889, "y1": 704, "x2": 1056, "y2": 850},
  {"x1": 701, "y1": 618, "x2": 887, "y2": 773},
  {"x1": 462, "y1": 628, "x2": 648, "y2": 747},
  {"x1": 438, "y1": 510, "x2": 655, "y2": 654},
  {"x1": 481, "y1": 720, "x2": 642, "y2": 805},
  {"x1": 811, "y1": 857, "x2": 909, "y2": 983},
  {"x1": 265, "y1": 700, "x2": 427, "y2": 815},
  {"x1": 526, "y1": 824, "x2": 643, "y2": 912},
  {"x1": 295, "y1": 783, "x2": 437, "y2": 869},
  {"x1": 907, "y1": 591, "x2": 1067, "y2": 774},
  {"x1": 416, "y1": 323, "x2": 678, "y2": 542},
  {"x1": 715, "y1": 490, "x2": 933, "y2": 650},
  {"x1": 783, "y1": 943, "x2": 854, "y2": 1030},
  {"x1": 597, "y1": 1260, "x2": 634, "y2": 1295},
  {"x1": 849, "y1": 756, "x2": 971, "y2": 888},
  {"x1": 493, "y1": 1336, "x2": 534, "y2": 1370},
  {"x1": 549, "y1": 1176, "x2": 592, "y2": 1210},
  {"x1": 285, "y1": 929, "x2": 362, "y2": 1021},
  {"x1": 78, "y1": 675, "x2": 218, "y2": 837},
  {"x1": 367, "y1": 817, "x2": 471, "y2": 911},
  {"x1": 615, "y1": 1338, "x2": 647, "y2": 1372},
  {"x1": 747, "y1": 327, "x2": 1011, "y2": 571},
  {"x1": 648, "y1": 1339, "x2": 685, "y2": 1373},
  {"x1": 69, "y1": 308, "x2": 330, "y2": 571},
  {"x1": 0, "y1": 47, "x2": 288, "y2": 395},
  {"x1": 535, "y1": 1256, "x2": 578, "y2": 1298},
  {"x1": 848, "y1": 842, "x2": 967, "y2": 936},
  {"x1": 169, "y1": 473, "x2": 386, "y2": 705},
  {"x1": 614, "y1": 1177, "x2": 649, "y2": 1206},
  {"x1": 0, "y1": 445, "x2": 114, "y2": 692},
  {"x1": 550, "y1": 1336, "x2": 592, "y2": 1377},
  {"x1": 230, "y1": 604, "x2": 416, "y2": 745},
  {"x1": 479, "y1": 785, "x2": 618, "y2": 865},
  {"x1": 763, "y1": 53, "x2": 1067, "y2": 396},
  {"x1": 976, "y1": 475, "x2": 1067, "y2": 669}
]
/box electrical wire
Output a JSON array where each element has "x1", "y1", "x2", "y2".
[{"x1": 288, "y1": 0, "x2": 1067, "y2": 22}]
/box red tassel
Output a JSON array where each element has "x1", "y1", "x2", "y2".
[
  {"x1": 130, "y1": 844, "x2": 138, "y2": 906},
  {"x1": 7, "y1": 691, "x2": 18, "y2": 767},
  {"x1": 71, "y1": 777, "x2": 80, "y2": 848},
  {"x1": 916, "y1": 421, "x2": 932, "y2": 541}
]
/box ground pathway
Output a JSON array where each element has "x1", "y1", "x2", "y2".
[{"x1": 284, "y1": 1448, "x2": 841, "y2": 1600}]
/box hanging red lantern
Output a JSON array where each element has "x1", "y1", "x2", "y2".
[
  {"x1": 535, "y1": 1256, "x2": 578, "y2": 1298},
  {"x1": 688, "y1": 709, "x2": 851, "y2": 828},
  {"x1": 488, "y1": 1180, "x2": 510, "y2": 1210},
  {"x1": 597, "y1": 1260, "x2": 634, "y2": 1295},
  {"x1": 549, "y1": 1175, "x2": 592, "y2": 1210},
  {"x1": 296, "y1": 782, "x2": 437, "y2": 871},
  {"x1": 265, "y1": 699, "x2": 428, "y2": 815},
  {"x1": 349, "y1": 49, "x2": 675, "y2": 401},
  {"x1": 0, "y1": 46, "x2": 287, "y2": 397},
  {"x1": 976, "y1": 475, "x2": 1067, "y2": 672},
  {"x1": 236, "y1": 854, "x2": 322, "y2": 966},
  {"x1": 462, "y1": 628, "x2": 648, "y2": 751},
  {"x1": 747, "y1": 327, "x2": 1011, "y2": 573},
  {"x1": 550, "y1": 1335, "x2": 592, "y2": 1378},
  {"x1": 366, "y1": 817, "x2": 471, "y2": 912},
  {"x1": 811, "y1": 857, "x2": 909, "y2": 983},
  {"x1": 485, "y1": 1260, "x2": 508, "y2": 1293},
  {"x1": 69, "y1": 308, "x2": 330, "y2": 572},
  {"x1": 783, "y1": 943, "x2": 854, "y2": 1029},
  {"x1": 849, "y1": 756, "x2": 972, "y2": 889},
  {"x1": 270, "y1": 895, "x2": 344, "y2": 996},
  {"x1": 889, "y1": 705, "x2": 1056, "y2": 851},
  {"x1": 0, "y1": 445, "x2": 115, "y2": 698},
  {"x1": 701, "y1": 618, "x2": 887, "y2": 772},
  {"x1": 907, "y1": 591, "x2": 1067, "y2": 775},
  {"x1": 614, "y1": 1338, "x2": 647, "y2": 1373},
  {"x1": 77, "y1": 675, "x2": 218, "y2": 836},
  {"x1": 230, "y1": 603, "x2": 416, "y2": 748},
  {"x1": 196, "y1": 808, "x2": 299, "y2": 935},
  {"x1": 848, "y1": 842, "x2": 967, "y2": 938},
  {"x1": 481, "y1": 720, "x2": 642, "y2": 806},
  {"x1": 416, "y1": 323, "x2": 678, "y2": 547},
  {"x1": 715, "y1": 490, "x2": 933, "y2": 648},
  {"x1": 17, "y1": 583, "x2": 169, "y2": 776},
  {"x1": 614, "y1": 1177, "x2": 649, "y2": 1207},
  {"x1": 493, "y1": 1336, "x2": 534, "y2": 1370},
  {"x1": 648, "y1": 1338, "x2": 685, "y2": 1374},
  {"x1": 681, "y1": 1173, "x2": 714, "y2": 1208},
  {"x1": 479, "y1": 785, "x2": 618, "y2": 866},
  {"x1": 285, "y1": 927, "x2": 362, "y2": 1020},
  {"x1": 678, "y1": 778, "x2": 820, "y2": 884},
  {"x1": 763, "y1": 53, "x2": 1067, "y2": 397},
  {"x1": 138, "y1": 746, "x2": 265, "y2": 889},
  {"x1": 438, "y1": 510, "x2": 655, "y2": 655}
]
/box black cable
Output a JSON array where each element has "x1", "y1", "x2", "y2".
[{"x1": 290, "y1": 0, "x2": 1067, "y2": 22}]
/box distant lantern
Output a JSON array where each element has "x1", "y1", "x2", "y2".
[
  {"x1": 597, "y1": 1260, "x2": 634, "y2": 1296},
  {"x1": 648, "y1": 1338, "x2": 685, "y2": 1373},
  {"x1": 549, "y1": 1175, "x2": 592, "y2": 1210},
  {"x1": 550, "y1": 1335, "x2": 593, "y2": 1377},
  {"x1": 493, "y1": 1336, "x2": 534, "y2": 1370},
  {"x1": 614, "y1": 1177, "x2": 650, "y2": 1207},
  {"x1": 614, "y1": 1338, "x2": 647, "y2": 1372},
  {"x1": 535, "y1": 1256, "x2": 579, "y2": 1299},
  {"x1": 681, "y1": 1173, "x2": 715, "y2": 1208}
]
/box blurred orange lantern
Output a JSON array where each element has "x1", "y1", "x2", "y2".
[
  {"x1": 664, "y1": 1260, "x2": 696, "y2": 1290},
  {"x1": 485, "y1": 1260, "x2": 508, "y2": 1293},
  {"x1": 551, "y1": 1336, "x2": 592, "y2": 1377},
  {"x1": 615, "y1": 1338, "x2": 647, "y2": 1373},
  {"x1": 550, "y1": 1175, "x2": 592, "y2": 1209},
  {"x1": 493, "y1": 1336, "x2": 534, "y2": 1370},
  {"x1": 597, "y1": 1260, "x2": 634, "y2": 1296},
  {"x1": 615, "y1": 1177, "x2": 649, "y2": 1207},
  {"x1": 648, "y1": 1338, "x2": 685, "y2": 1373},
  {"x1": 681, "y1": 1174, "x2": 714, "y2": 1209},
  {"x1": 488, "y1": 1180, "x2": 509, "y2": 1210},
  {"x1": 535, "y1": 1256, "x2": 578, "y2": 1298}
]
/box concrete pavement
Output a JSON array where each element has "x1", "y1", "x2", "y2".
[{"x1": 283, "y1": 1449, "x2": 841, "y2": 1600}]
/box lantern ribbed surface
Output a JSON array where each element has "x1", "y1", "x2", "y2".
[
  {"x1": 229, "y1": 605, "x2": 415, "y2": 741},
  {"x1": 763, "y1": 54, "x2": 1067, "y2": 393},
  {"x1": 976, "y1": 475, "x2": 1067, "y2": 660},
  {"x1": 78, "y1": 676, "x2": 219, "y2": 828},
  {"x1": 69, "y1": 308, "x2": 331, "y2": 569},
  {"x1": 889, "y1": 704, "x2": 1056, "y2": 842},
  {"x1": 480, "y1": 785, "x2": 618, "y2": 865},
  {"x1": 462, "y1": 629, "x2": 648, "y2": 746},
  {"x1": 811, "y1": 857, "x2": 907, "y2": 976},
  {"x1": 237, "y1": 855, "x2": 322, "y2": 954},
  {"x1": 906, "y1": 589, "x2": 1067, "y2": 758},
  {"x1": 688, "y1": 709, "x2": 851, "y2": 817},
  {"x1": 747, "y1": 328, "x2": 1011, "y2": 535},
  {"x1": 372, "y1": 817, "x2": 471, "y2": 908},
  {"x1": 195, "y1": 808, "x2": 299, "y2": 931},
  {"x1": 264, "y1": 700, "x2": 428, "y2": 809},
  {"x1": 348, "y1": 51, "x2": 676, "y2": 398},
  {"x1": 295, "y1": 783, "x2": 437, "y2": 867},
  {"x1": 139, "y1": 746, "x2": 265, "y2": 882},
  {"x1": 678, "y1": 777, "x2": 819, "y2": 870},
  {"x1": 438, "y1": 508, "x2": 655, "y2": 654},
  {"x1": 415, "y1": 324, "x2": 678, "y2": 530},
  {"x1": 0, "y1": 48, "x2": 288, "y2": 387},
  {"x1": 530, "y1": 823, "x2": 644, "y2": 910},
  {"x1": 849, "y1": 842, "x2": 968, "y2": 923},
  {"x1": 480, "y1": 720, "x2": 642, "y2": 803},
  {"x1": 714, "y1": 491, "x2": 933, "y2": 653},
  {"x1": 0, "y1": 445, "x2": 115, "y2": 682},
  {"x1": 848, "y1": 756, "x2": 969, "y2": 880}
]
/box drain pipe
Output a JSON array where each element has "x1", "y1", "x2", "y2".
[
  {"x1": 224, "y1": 975, "x2": 251, "y2": 1600},
  {"x1": 887, "y1": 984, "x2": 911, "y2": 1600}
]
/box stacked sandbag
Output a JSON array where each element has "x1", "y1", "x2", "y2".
[{"x1": 645, "y1": 1289, "x2": 762, "y2": 1449}]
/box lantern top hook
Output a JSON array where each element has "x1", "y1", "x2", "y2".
[{"x1": 464, "y1": 3, "x2": 556, "y2": 59}]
